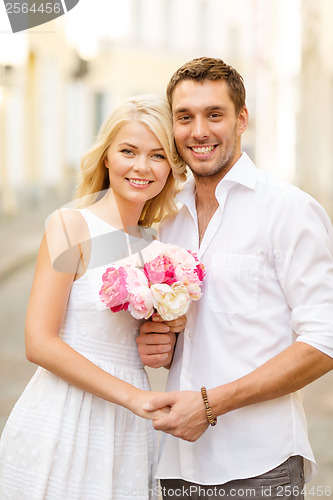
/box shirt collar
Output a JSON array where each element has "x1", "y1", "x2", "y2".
[
  {"x1": 216, "y1": 152, "x2": 257, "y2": 193},
  {"x1": 176, "y1": 152, "x2": 257, "y2": 209}
]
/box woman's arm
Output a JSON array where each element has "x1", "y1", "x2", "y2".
[{"x1": 25, "y1": 211, "x2": 167, "y2": 420}]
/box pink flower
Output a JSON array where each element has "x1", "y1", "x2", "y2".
[
  {"x1": 195, "y1": 262, "x2": 206, "y2": 281},
  {"x1": 187, "y1": 250, "x2": 199, "y2": 262},
  {"x1": 165, "y1": 245, "x2": 198, "y2": 269},
  {"x1": 99, "y1": 266, "x2": 129, "y2": 308},
  {"x1": 174, "y1": 266, "x2": 203, "y2": 300},
  {"x1": 128, "y1": 286, "x2": 154, "y2": 319},
  {"x1": 126, "y1": 266, "x2": 149, "y2": 291},
  {"x1": 141, "y1": 241, "x2": 197, "y2": 270},
  {"x1": 126, "y1": 267, "x2": 154, "y2": 319},
  {"x1": 110, "y1": 302, "x2": 129, "y2": 313},
  {"x1": 144, "y1": 255, "x2": 176, "y2": 285}
]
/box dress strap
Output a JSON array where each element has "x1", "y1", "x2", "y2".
[{"x1": 77, "y1": 208, "x2": 157, "y2": 270}]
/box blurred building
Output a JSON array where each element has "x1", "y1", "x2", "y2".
[
  {"x1": 296, "y1": 0, "x2": 333, "y2": 217},
  {"x1": 0, "y1": 0, "x2": 332, "y2": 218}
]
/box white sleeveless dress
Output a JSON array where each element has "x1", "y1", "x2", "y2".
[{"x1": 0, "y1": 209, "x2": 158, "y2": 500}]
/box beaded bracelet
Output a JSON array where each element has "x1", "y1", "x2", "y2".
[{"x1": 201, "y1": 386, "x2": 217, "y2": 426}]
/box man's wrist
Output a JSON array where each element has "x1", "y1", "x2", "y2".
[{"x1": 201, "y1": 387, "x2": 217, "y2": 426}]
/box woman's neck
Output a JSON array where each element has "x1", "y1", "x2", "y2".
[{"x1": 90, "y1": 190, "x2": 144, "y2": 230}]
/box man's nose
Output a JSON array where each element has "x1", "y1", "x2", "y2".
[{"x1": 191, "y1": 116, "x2": 209, "y2": 141}]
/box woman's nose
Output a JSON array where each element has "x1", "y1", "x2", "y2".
[{"x1": 132, "y1": 155, "x2": 150, "y2": 173}]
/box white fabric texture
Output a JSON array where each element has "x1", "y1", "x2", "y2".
[
  {"x1": 0, "y1": 209, "x2": 158, "y2": 500},
  {"x1": 156, "y1": 153, "x2": 333, "y2": 486}
]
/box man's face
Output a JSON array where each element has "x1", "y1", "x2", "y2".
[{"x1": 171, "y1": 79, "x2": 248, "y2": 181}]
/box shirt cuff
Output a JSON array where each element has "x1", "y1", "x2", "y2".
[{"x1": 291, "y1": 304, "x2": 333, "y2": 358}]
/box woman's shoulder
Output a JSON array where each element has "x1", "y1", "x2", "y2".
[
  {"x1": 46, "y1": 208, "x2": 89, "y2": 239},
  {"x1": 45, "y1": 208, "x2": 90, "y2": 272}
]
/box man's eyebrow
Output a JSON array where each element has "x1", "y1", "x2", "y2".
[
  {"x1": 173, "y1": 107, "x2": 190, "y2": 114},
  {"x1": 206, "y1": 105, "x2": 227, "y2": 111},
  {"x1": 173, "y1": 105, "x2": 227, "y2": 114}
]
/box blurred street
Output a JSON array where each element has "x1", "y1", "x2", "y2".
[{"x1": 0, "y1": 203, "x2": 332, "y2": 498}]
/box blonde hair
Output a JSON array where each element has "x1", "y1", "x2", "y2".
[{"x1": 74, "y1": 94, "x2": 186, "y2": 226}]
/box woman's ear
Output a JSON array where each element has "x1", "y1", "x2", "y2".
[{"x1": 104, "y1": 157, "x2": 109, "y2": 169}]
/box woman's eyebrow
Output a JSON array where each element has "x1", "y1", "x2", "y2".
[
  {"x1": 119, "y1": 142, "x2": 138, "y2": 149},
  {"x1": 119, "y1": 143, "x2": 164, "y2": 152}
]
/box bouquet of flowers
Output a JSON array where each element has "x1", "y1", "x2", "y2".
[{"x1": 99, "y1": 241, "x2": 205, "y2": 321}]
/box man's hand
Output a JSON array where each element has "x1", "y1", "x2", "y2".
[
  {"x1": 136, "y1": 314, "x2": 185, "y2": 368},
  {"x1": 143, "y1": 391, "x2": 209, "y2": 442}
]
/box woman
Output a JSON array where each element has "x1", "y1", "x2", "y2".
[{"x1": 0, "y1": 95, "x2": 187, "y2": 499}]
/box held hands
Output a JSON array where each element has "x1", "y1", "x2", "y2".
[
  {"x1": 143, "y1": 391, "x2": 209, "y2": 442},
  {"x1": 129, "y1": 389, "x2": 171, "y2": 420},
  {"x1": 136, "y1": 314, "x2": 186, "y2": 368}
]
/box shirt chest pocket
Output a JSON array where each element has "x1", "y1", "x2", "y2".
[{"x1": 207, "y1": 253, "x2": 259, "y2": 314}]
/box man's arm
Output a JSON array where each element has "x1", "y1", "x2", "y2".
[
  {"x1": 144, "y1": 342, "x2": 333, "y2": 441},
  {"x1": 210, "y1": 341, "x2": 333, "y2": 414}
]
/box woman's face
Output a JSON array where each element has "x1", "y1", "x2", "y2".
[{"x1": 104, "y1": 121, "x2": 171, "y2": 210}]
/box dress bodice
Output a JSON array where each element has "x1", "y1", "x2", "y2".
[{"x1": 61, "y1": 208, "x2": 154, "y2": 369}]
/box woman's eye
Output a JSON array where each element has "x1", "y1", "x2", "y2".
[
  {"x1": 121, "y1": 149, "x2": 134, "y2": 155},
  {"x1": 153, "y1": 154, "x2": 166, "y2": 160}
]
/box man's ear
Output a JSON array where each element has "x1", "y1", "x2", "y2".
[{"x1": 237, "y1": 106, "x2": 249, "y2": 136}]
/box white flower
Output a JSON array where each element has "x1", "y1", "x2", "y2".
[{"x1": 151, "y1": 282, "x2": 190, "y2": 321}]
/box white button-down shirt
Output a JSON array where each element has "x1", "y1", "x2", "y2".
[{"x1": 156, "y1": 153, "x2": 333, "y2": 485}]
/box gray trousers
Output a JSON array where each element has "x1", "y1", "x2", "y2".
[{"x1": 160, "y1": 456, "x2": 304, "y2": 500}]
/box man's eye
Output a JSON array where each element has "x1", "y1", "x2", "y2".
[
  {"x1": 209, "y1": 113, "x2": 222, "y2": 119},
  {"x1": 178, "y1": 115, "x2": 191, "y2": 122}
]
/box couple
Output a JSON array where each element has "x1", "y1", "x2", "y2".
[{"x1": 0, "y1": 57, "x2": 333, "y2": 500}]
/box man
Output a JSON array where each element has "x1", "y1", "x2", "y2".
[{"x1": 137, "y1": 57, "x2": 333, "y2": 499}]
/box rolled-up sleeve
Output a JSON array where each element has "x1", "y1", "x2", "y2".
[{"x1": 269, "y1": 189, "x2": 333, "y2": 357}]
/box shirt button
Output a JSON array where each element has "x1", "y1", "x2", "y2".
[
  {"x1": 185, "y1": 373, "x2": 190, "y2": 381},
  {"x1": 186, "y1": 331, "x2": 192, "y2": 338}
]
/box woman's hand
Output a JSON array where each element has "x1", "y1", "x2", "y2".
[
  {"x1": 143, "y1": 391, "x2": 209, "y2": 441},
  {"x1": 127, "y1": 389, "x2": 171, "y2": 420}
]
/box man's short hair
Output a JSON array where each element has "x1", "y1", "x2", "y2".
[{"x1": 167, "y1": 57, "x2": 246, "y2": 114}]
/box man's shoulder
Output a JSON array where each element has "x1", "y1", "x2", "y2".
[
  {"x1": 256, "y1": 168, "x2": 314, "y2": 204},
  {"x1": 257, "y1": 170, "x2": 332, "y2": 233}
]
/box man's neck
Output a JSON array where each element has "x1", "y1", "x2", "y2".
[
  {"x1": 194, "y1": 176, "x2": 219, "y2": 205},
  {"x1": 195, "y1": 186, "x2": 219, "y2": 245},
  {"x1": 192, "y1": 152, "x2": 242, "y2": 244}
]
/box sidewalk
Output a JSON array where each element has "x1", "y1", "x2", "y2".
[{"x1": 0, "y1": 194, "x2": 67, "y2": 283}]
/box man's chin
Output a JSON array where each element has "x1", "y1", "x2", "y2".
[{"x1": 189, "y1": 164, "x2": 229, "y2": 180}]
